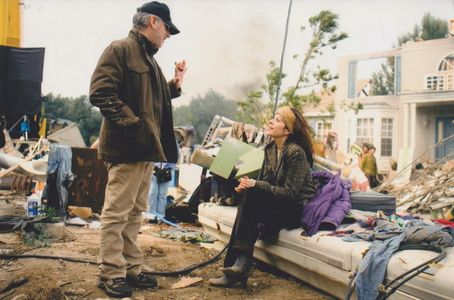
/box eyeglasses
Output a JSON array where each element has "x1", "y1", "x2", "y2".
[{"x1": 157, "y1": 17, "x2": 170, "y2": 33}]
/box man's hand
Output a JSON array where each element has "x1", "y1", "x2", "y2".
[
  {"x1": 235, "y1": 176, "x2": 255, "y2": 193},
  {"x1": 174, "y1": 60, "x2": 187, "y2": 88}
]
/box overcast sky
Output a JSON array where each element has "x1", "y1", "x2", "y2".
[{"x1": 21, "y1": 0, "x2": 454, "y2": 106}]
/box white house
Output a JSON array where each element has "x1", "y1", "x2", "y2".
[{"x1": 334, "y1": 36, "x2": 454, "y2": 172}]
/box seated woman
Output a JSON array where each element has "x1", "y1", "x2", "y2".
[{"x1": 209, "y1": 106, "x2": 316, "y2": 288}]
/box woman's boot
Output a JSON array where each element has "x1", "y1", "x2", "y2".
[
  {"x1": 221, "y1": 254, "x2": 251, "y2": 276},
  {"x1": 208, "y1": 274, "x2": 248, "y2": 288}
]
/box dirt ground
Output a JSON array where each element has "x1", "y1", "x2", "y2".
[{"x1": 0, "y1": 194, "x2": 333, "y2": 300}]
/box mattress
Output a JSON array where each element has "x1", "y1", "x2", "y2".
[{"x1": 199, "y1": 202, "x2": 454, "y2": 300}]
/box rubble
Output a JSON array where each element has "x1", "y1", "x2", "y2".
[{"x1": 378, "y1": 158, "x2": 454, "y2": 214}]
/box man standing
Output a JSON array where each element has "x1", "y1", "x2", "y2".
[{"x1": 90, "y1": 2, "x2": 186, "y2": 298}]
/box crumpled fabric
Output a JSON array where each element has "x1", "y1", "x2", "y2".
[
  {"x1": 42, "y1": 145, "x2": 74, "y2": 217},
  {"x1": 230, "y1": 123, "x2": 244, "y2": 140},
  {"x1": 243, "y1": 124, "x2": 257, "y2": 143},
  {"x1": 343, "y1": 219, "x2": 403, "y2": 242},
  {"x1": 301, "y1": 171, "x2": 351, "y2": 236},
  {"x1": 404, "y1": 220, "x2": 454, "y2": 247},
  {"x1": 355, "y1": 220, "x2": 454, "y2": 300}
]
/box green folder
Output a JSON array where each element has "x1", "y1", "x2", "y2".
[
  {"x1": 209, "y1": 136, "x2": 264, "y2": 179},
  {"x1": 235, "y1": 147, "x2": 264, "y2": 179}
]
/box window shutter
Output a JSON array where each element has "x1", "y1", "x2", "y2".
[
  {"x1": 395, "y1": 56, "x2": 401, "y2": 94},
  {"x1": 348, "y1": 61, "x2": 356, "y2": 98}
]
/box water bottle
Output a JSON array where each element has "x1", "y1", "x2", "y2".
[{"x1": 27, "y1": 194, "x2": 41, "y2": 217}]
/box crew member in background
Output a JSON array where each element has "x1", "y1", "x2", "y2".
[
  {"x1": 89, "y1": 1, "x2": 186, "y2": 298},
  {"x1": 360, "y1": 145, "x2": 378, "y2": 189},
  {"x1": 146, "y1": 162, "x2": 176, "y2": 223},
  {"x1": 358, "y1": 143, "x2": 370, "y2": 167},
  {"x1": 174, "y1": 126, "x2": 195, "y2": 164}
]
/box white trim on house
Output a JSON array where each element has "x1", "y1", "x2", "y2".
[
  {"x1": 304, "y1": 112, "x2": 333, "y2": 117},
  {"x1": 400, "y1": 90, "x2": 454, "y2": 104}
]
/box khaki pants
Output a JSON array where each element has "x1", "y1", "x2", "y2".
[{"x1": 98, "y1": 161, "x2": 154, "y2": 279}]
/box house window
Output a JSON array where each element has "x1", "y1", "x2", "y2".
[
  {"x1": 438, "y1": 54, "x2": 454, "y2": 90},
  {"x1": 381, "y1": 118, "x2": 393, "y2": 156},
  {"x1": 426, "y1": 75, "x2": 444, "y2": 90},
  {"x1": 356, "y1": 118, "x2": 374, "y2": 146},
  {"x1": 315, "y1": 121, "x2": 333, "y2": 142}
]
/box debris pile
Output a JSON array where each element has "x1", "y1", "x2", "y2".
[{"x1": 379, "y1": 159, "x2": 454, "y2": 214}]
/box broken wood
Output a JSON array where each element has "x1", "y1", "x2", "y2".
[
  {"x1": 0, "y1": 136, "x2": 46, "y2": 179},
  {"x1": 171, "y1": 276, "x2": 203, "y2": 289},
  {"x1": 379, "y1": 157, "x2": 454, "y2": 214}
]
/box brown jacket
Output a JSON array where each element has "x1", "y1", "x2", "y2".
[{"x1": 90, "y1": 29, "x2": 180, "y2": 163}]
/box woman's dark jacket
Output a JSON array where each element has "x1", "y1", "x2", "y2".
[
  {"x1": 255, "y1": 140, "x2": 316, "y2": 209},
  {"x1": 90, "y1": 29, "x2": 180, "y2": 163}
]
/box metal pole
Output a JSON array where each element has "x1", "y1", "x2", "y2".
[{"x1": 273, "y1": 0, "x2": 293, "y2": 115}]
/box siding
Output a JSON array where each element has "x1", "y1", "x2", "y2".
[{"x1": 401, "y1": 38, "x2": 454, "y2": 92}]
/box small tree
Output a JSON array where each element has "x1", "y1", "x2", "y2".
[
  {"x1": 283, "y1": 11, "x2": 348, "y2": 109},
  {"x1": 237, "y1": 61, "x2": 280, "y2": 126},
  {"x1": 370, "y1": 57, "x2": 395, "y2": 96},
  {"x1": 238, "y1": 10, "x2": 347, "y2": 125}
]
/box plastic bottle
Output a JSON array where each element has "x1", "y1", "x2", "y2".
[{"x1": 27, "y1": 194, "x2": 41, "y2": 217}]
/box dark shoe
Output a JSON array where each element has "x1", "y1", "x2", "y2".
[
  {"x1": 222, "y1": 255, "x2": 251, "y2": 276},
  {"x1": 97, "y1": 277, "x2": 132, "y2": 298},
  {"x1": 126, "y1": 271, "x2": 158, "y2": 289},
  {"x1": 148, "y1": 217, "x2": 158, "y2": 224},
  {"x1": 208, "y1": 274, "x2": 248, "y2": 288}
]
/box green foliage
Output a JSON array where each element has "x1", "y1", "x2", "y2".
[
  {"x1": 284, "y1": 10, "x2": 347, "y2": 106},
  {"x1": 39, "y1": 205, "x2": 61, "y2": 223},
  {"x1": 340, "y1": 100, "x2": 363, "y2": 115},
  {"x1": 264, "y1": 61, "x2": 284, "y2": 104},
  {"x1": 21, "y1": 206, "x2": 61, "y2": 247},
  {"x1": 173, "y1": 90, "x2": 238, "y2": 143},
  {"x1": 420, "y1": 13, "x2": 449, "y2": 41},
  {"x1": 372, "y1": 13, "x2": 448, "y2": 95},
  {"x1": 239, "y1": 10, "x2": 347, "y2": 124},
  {"x1": 326, "y1": 99, "x2": 336, "y2": 115},
  {"x1": 397, "y1": 13, "x2": 448, "y2": 46},
  {"x1": 21, "y1": 222, "x2": 52, "y2": 247},
  {"x1": 237, "y1": 90, "x2": 270, "y2": 127},
  {"x1": 371, "y1": 57, "x2": 395, "y2": 96},
  {"x1": 44, "y1": 93, "x2": 102, "y2": 145},
  {"x1": 397, "y1": 24, "x2": 421, "y2": 46}
]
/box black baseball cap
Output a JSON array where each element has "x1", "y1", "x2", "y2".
[{"x1": 137, "y1": 1, "x2": 180, "y2": 35}]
